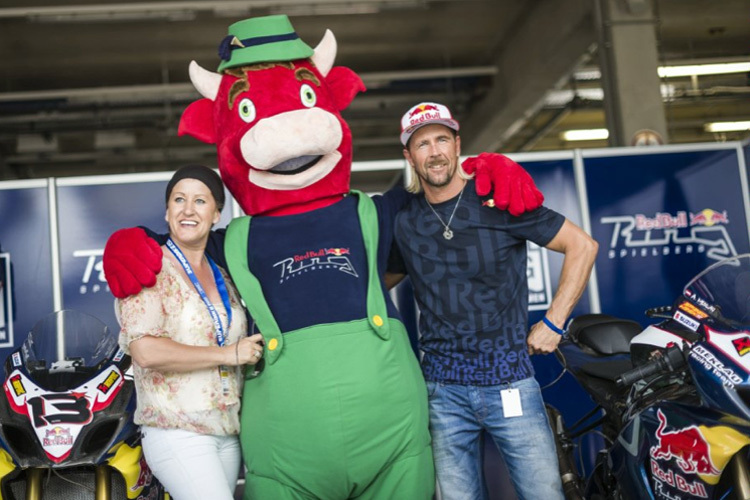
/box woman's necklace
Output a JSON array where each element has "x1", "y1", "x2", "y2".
[{"x1": 424, "y1": 183, "x2": 466, "y2": 240}]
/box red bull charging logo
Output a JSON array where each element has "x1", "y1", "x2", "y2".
[
  {"x1": 650, "y1": 409, "x2": 719, "y2": 476},
  {"x1": 690, "y1": 208, "x2": 729, "y2": 227},
  {"x1": 408, "y1": 104, "x2": 439, "y2": 118}
]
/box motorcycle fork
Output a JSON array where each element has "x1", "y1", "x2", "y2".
[
  {"x1": 23, "y1": 466, "x2": 112, "y2": 500},
  {"x1": 25, "y1": 468, "x2": 44, "y2": 500},
  {"x1": 730, "y1": 452, "x2": 750, "y2": 500},
  {"x1": 95, "y1": 465, "x2": 111, "y2": 500}
]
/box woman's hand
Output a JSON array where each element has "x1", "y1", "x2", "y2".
[{"x1": 233, "y1": 333, "x2": 265, "y2": 366}]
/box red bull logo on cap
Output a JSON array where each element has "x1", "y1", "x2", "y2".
[
  {"x1": 690, "y1": 208, "x2": 729, "y2": 227},
  {"x1": 408, "y1": 104, "x2": 439, "y2": 118}
]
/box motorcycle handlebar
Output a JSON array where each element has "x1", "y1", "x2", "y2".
[
  {"x1": 645, "y1": 305, "x2": 673, "y2": 318},
  {"x1": 616, "y1": 345, "x2": 686, "y2": 388}
]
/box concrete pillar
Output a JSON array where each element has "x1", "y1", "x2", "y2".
[{"x1": 596, "y1": 0, "x2": 668, "y2": 146}]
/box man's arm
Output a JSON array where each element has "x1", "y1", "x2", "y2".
[{"x1": 527, "y1": 219, "x2": 598, "y2": 355}]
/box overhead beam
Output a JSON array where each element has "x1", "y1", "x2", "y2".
[{"x1": 460, "y1": 0, "x2": 597, "y2": 154}]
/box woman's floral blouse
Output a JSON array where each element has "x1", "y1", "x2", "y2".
[{"x1": 119, "y1": 256, "x2": 248, "y2": 435}]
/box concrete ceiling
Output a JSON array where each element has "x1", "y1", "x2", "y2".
[{"x1": 0, "y1": 0, "x2": 749, "y2": 187}]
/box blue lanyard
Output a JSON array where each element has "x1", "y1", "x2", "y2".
[{"x1": 166, "y1": 238, "x2": 233, "y2": 346}]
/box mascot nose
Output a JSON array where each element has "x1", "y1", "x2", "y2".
[{"x1": 240, "y1": 108, "x2": 342, "y2": 170}]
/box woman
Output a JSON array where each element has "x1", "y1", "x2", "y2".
[{"x1": 118, "y1": 165, "x2": 263, "y2": 500}]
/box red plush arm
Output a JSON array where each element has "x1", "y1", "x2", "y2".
[
  {"x1": 103, "y1": 228, "x2": 163, "y2": 299},
  {"x1": 462, "y1": 153, "x2": 544, "y2": 216}
]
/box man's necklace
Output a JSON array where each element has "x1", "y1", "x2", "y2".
[{"x1": 425, "y1": 183, "x2": 466, "y2": 240}]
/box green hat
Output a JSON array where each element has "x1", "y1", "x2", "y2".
[{"x1": 217, "y1": 15, "x2": 314, "y2": 72}]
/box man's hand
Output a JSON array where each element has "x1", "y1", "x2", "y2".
[
  {"x1": 527, "y1": 320, "x2": 562, "y2": 355},
  {"x1": 462, "y1": 153, "x2": 544, "y2": 216},
  {"x1": 103, "y1": 228, "x2": 163, "y2": 299}
]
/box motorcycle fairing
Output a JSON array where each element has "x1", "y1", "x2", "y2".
[
  {"x1": 108, "y1": 442, "x2": 156, "y2": 500},
  {"x1": 689, "y1": 333, "x2": 750, "y2": 420},
  {"x1": 641, "y1": 403, "x2": 750, "y2": 497},
  {"x1": 703, "y1": 328, "x2": 750, "y2": 375},
  {"x1": 3, "y1": 364, "x2": 124, "y2": 463}
]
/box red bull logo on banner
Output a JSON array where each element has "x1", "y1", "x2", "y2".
[
  {"x1": 690, "y1": 209, "x2": 729, "y2": 227},
  {"x1": 601, "y1": 208, "x2": 736, "y2": 263}
]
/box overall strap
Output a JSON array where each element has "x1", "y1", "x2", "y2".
[
  {"x1": 351, "y1": 190, "x2": 390, "y2": 340},
  {"x1": 223, "y1": 192, "x2": 390, "y2": 366},
  {"x1": 224, "y1": 216, "x2": 284, "y2": 365}
]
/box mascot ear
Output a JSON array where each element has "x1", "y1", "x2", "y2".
[
  {"x1": 326, "y1": 66, "x2": 366, "y2": 111},
  {"x1": 179, "y1": 98, "x2": 217, "y2": 144}
]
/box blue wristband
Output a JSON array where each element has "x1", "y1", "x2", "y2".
[{"x1": 542, "y1": 316, "x2": 566, "y2": 336}]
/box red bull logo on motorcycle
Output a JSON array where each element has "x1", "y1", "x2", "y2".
[
  {"x1": 43, "y1": 426, "x2": 73, "y2": 447},
  {"x1": 651, "y1": 460, "x2": 708, "y2": 498},
  {"x1": 131, "y1": 456, "x2": 154, "y2": 492},
  {"x1": 650, "y1": 410, "x2": 720, "y2": 476},
  {"x1": 690, "y1": 209, "x2": 729, "y2": 227}
]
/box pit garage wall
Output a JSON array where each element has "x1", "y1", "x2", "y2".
[
  {"x1": 0, "y1": 141, "x2": 748, "y2": 484},
  {"x1": 1, "y1": 142, "x2": 748, "y2": 373}
]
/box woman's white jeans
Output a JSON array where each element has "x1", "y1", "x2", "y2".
[{"x1": 141, "y1": 426, "x2": 241, "y2": 500}]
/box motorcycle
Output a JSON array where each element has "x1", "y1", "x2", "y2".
[
  {"x1": 0, "y1": 309, "x2": 166, "y2": 500},
  {"x1": 549, "y1": 253, "x2": 750, "y2": 500}
]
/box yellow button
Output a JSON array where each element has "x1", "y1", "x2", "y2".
[
  {"x1": 373, "y1": 315, "x2": 384, "y2": 327},
  {"x1": 268, "y1": 338, "x2": 278, "y2": 351}
]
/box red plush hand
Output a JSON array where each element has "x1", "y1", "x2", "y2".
[
  {"x1": 103, "y1": 228, "x2": 163, "y2": 299},
  {"x1": 462, "y1": 153, "x2": 544, "y2": 216}
]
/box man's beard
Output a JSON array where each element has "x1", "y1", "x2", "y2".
[{"x1": 418, "y1": 160, "x2": 456, "y2": 188}]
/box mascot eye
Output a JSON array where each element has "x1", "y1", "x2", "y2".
[
  {"x1": 238, "y1": 98, "x2": 256, "y2": 123},
  {"x1": 300, "y1": 84, "x2": 317, "y2": 108}
]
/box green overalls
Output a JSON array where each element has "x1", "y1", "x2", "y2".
[{"x1": 225, "y1": 192, "x2": 434, "y2": 500}]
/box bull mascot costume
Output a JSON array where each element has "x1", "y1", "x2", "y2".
[{"x1": 104, "y1": 15, "x2": 543, "y2": 499}]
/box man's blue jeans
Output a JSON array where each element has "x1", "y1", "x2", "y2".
[{"x1": 426, "y1": 377, "x2": 564, "y2": 500}]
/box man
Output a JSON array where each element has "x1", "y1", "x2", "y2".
[{"x1": 390, "y1": 102, "x2": 599, "y2": 499}]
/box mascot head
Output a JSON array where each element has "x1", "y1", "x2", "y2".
[{"x1": 179, "y1": 15, "x2": 365, "y2": 215}]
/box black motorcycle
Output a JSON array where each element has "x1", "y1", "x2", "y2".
[
  {"x1": 550, "y1": 253, "x2": 750, "y2": 499},
  {"x1": 0, "y1": 309, "x2": 166, "y2": 500}
]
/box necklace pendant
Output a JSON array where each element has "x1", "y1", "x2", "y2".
[{"x1": 443, "y1": 228, "x2": 454, "y2": 240}]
